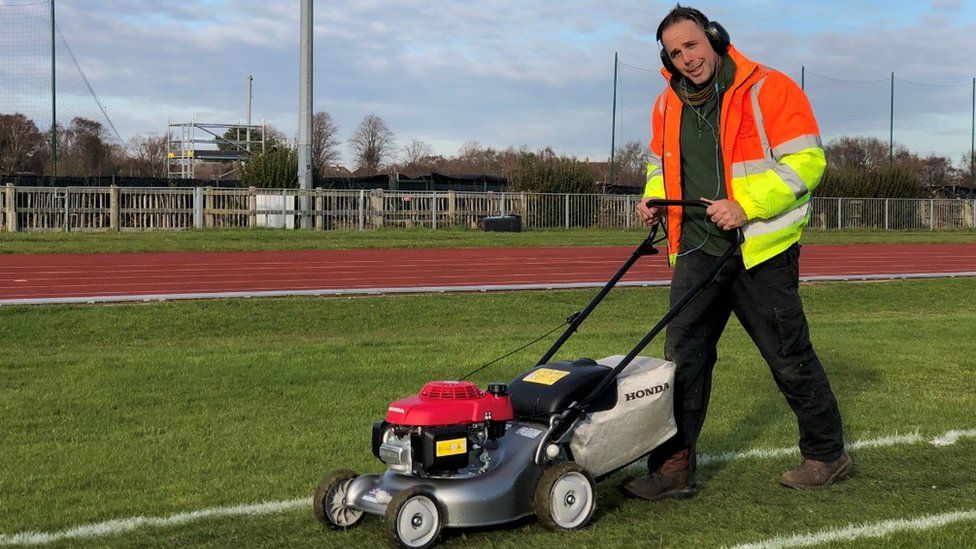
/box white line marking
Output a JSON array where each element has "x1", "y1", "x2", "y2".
[
  {"x1": 727, "y1": 509, "x2": 976, "y2": 549},
  {"x1": 2, "y1": 428, "x2": 974, "y2": 545},
  {"x1": 0, "y1": 498, "x2": 309, "y2": 546}
]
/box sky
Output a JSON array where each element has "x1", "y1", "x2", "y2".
[{"x1": 4, "y1": 0, "x2": 976, "y2": 165}]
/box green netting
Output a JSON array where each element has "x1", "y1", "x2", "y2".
[{"x1": 0, "y1": 1, "x2": 123, "y2": 176}]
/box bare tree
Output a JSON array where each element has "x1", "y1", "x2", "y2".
[
  {"x1": 397, "y1": 139, "x2": 439, "y2": 175},
  {"x1": 312, "y1": 111, "x2": 341, "y2": 174},
  {"x1": 127, "y1": 134, "x2": 167, "y2": 177},
  {"x1": 349, "y1": 114, "x2": 395, "y2": 174},
  {"x1": 402, "y1": 139, "x2": 434, "y2": 165},
  {"x1": 614, "y1": 141, "x2": 648, "y2": 187}
]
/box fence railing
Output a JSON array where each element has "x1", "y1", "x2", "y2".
[{"x1": 2, "y1": 184, "x2": 975, "y2": 232}]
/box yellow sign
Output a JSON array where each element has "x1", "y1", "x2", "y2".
[
  {"x1": 523, "y1": 368, "x2": 570, "y2": 386},
  {"x1": 435, "y1": 438, "x2": 467, "y2": 457}
]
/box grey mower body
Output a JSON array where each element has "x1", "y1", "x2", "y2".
[{"x1": 345, "y1": 420, "x2": 546, "y2": 527}]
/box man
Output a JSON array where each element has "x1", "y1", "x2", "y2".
[{"x1": 618, "y1": 5, "x2": 850, "y2": 501}]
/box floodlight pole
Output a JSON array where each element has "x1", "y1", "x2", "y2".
[
  {"x1": 298, "y1": 0, "x2": 313, "y2": 228},
  {"x1": 51, "y1": 0, "x2": 57, "y2": 179},
  {"x1": 246, "y1": 75, "x2": 253, "y2": 152}
]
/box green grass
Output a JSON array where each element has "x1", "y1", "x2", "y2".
[
  {"x1": 1, "y1": 280, "x2": 975, "y2": 547},
  {"x1": 0, "y1": 227, "x2": 974, "y2": 254}
]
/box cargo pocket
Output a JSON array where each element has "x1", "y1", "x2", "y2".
[{"x1": 773, "y1": 300, "x2": 810, "y2": 358}]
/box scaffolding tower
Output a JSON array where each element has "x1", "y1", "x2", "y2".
[{"x1": 166, "y1": 119, "x2": 266, "y2": 179}]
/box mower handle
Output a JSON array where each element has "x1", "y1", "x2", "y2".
[
  {"x1": 643, "y1": 198, "x2": 711, "y2": 209},
  {"x1": 644, "y1": 198, "x2": 746, "y2": 245}
]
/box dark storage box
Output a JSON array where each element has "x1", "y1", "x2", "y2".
[{"x1": 482, "y1": 214, "x2": 522, "y2": 232}]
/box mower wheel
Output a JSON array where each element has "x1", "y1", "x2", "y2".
[
  {"x1": 533, "y1": 461, "x2": 596, "y2": 531},
  {"x1": 385, "y1": 487, "x2": 444, "y2": 549},
  {"x1": 313, "y1": 469, "x2": 365, "y2": 530}
]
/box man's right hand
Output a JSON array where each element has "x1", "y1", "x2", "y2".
[{"x1": 636, "y1": 197, "x2": 663, "y2": 226}]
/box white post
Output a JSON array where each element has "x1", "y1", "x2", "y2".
[
  {"x1": 884, "y1": 198, "x2": 889, "y2": 230},
  {"x1": 930, "y1": 198, "x2": 935, "y2": 230},
  {"x1": 501, "y1": 192, "x2": 506, "y2": 216},
  {"x1": 193, "y1": 186, "x2": 204, "y2": 228},
  {"x1": 432, "y1": 191, "x2": 437, "y2": 230},
  {"x1": 565, "y1": 194, "x2": 570, "y2": 228},
  {"x1": 63, "y1": 188, "x2": 70, "y2": 232},
  {"x1": 836, "y1": 198, "x2": 842, "y2": 229},
  {"x1": 358, "y1": 189, "x2": 365, "y2": 231},
  {"x1": 626, "y1": 196, "x2": 632, "y2": 229}
]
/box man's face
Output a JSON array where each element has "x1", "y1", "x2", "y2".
[{"x1": 660, "y1": 19, "x2": 719, "y2": 86}]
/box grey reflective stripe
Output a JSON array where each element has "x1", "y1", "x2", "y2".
[
  {"x1": 731, "y1": 159, "x2": 807, "y2": 199},
  {"x1": 646, "y1": 156, "x2": 663, "y2": 180},
  {"x1": 749, "y1": 77, "x2": 772, "y2": 159},
  {"x1": 772, "y1": 134, "x2": 823, "y2": 159},
  {"x1": 742, "y1": 201, "x2": 809, "y2": 238},
  {"x1": 732, "y1": 159, "x2": 776, "y2": 178},
  {"x1": 772, "y1": 163, "x2": 809, "y2": 199}
]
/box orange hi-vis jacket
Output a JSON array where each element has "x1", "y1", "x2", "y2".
[{"x1": 643, "y1": 44, "x2": 826, "y2": 269}]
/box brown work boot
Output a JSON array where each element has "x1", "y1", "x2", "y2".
[
  {"x1": 779, "y1": 452, "x2": 852, "y2": 489},
  {"x1": 618, "y1": 448, "x2": 698, "y2": 501}
]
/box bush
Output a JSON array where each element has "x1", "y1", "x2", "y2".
[
  {"x1": 506, "y1": 149, "x2": 597, "y2": 194},
  {"x1": 816, "y1": 164, "x2": 924, "y2": 199},
  {"x1": 238, "y1": 147, "x2": 298, "y2": 189}
]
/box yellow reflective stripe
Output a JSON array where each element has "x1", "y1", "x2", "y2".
[
  {"x1": 740, "y1": 202, "x2": 810, "y2": 269},
  {"x1": 772, "y1": 134, "x2": 823, "y2": 159},
  {"x1": 731, "y1": 147, "x2": 824, "y2": 219},
  {"x1": 644, "y1": 160, "x2": 665, "y2": 198},
  {"x1": 731, "y1": 170, "x2": 796, "y2": 220}
]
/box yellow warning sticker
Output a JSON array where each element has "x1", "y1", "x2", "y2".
[
  {"x1": 523, "y1": 368, "x2": 570, "y2": 386},
  {"x1": 435, "y1": 438, "x2": 467, "y2": 457}
]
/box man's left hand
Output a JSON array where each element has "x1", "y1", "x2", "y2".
[{"x1": 702, "y1": 198, "x2": 747, "y2": 230}]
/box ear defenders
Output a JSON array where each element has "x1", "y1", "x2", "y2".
[{"x1": 657, "y1": 8, "x2": 730, "y2": 73}]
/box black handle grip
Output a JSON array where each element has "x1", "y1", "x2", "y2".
[{"x1": 644, "y1": 198, "x2": 710, "y2": 209}]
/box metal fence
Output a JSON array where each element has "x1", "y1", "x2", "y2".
[{"x1": 1, "y1": 185, "x2": 975, "y2": 233}]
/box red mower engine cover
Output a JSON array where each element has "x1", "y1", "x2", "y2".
[{"x1": 385, "y1": 381, "x2": 514, "y2": 426}]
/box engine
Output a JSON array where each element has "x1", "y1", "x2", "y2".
[{"x1": 372, "y1": 380, "x2": 513, "y2": 477}]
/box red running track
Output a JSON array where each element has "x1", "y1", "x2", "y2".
[{"x1": 1, "y1": 243, "x2": 976, "y2": 304}]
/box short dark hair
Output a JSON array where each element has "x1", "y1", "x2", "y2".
[{"x1": 656, "y1": 4, "x2": 710, "y2": 41}]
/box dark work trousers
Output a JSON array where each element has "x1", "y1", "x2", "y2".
[{"x1": 648, "y1": 244, "x2": 845, "y2": 472}]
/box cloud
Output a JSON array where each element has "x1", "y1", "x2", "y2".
[{"x1": 1, "y1": 0, "x2": 972, "y2": 165}]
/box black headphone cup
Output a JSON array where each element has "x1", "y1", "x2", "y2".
[{"x1": 705, "y1": 21, "x2": 730, "y2": 56}]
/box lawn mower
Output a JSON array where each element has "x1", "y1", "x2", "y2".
[{"x1": 314, "y1": 200, "x2": 743, "y2": 548}]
